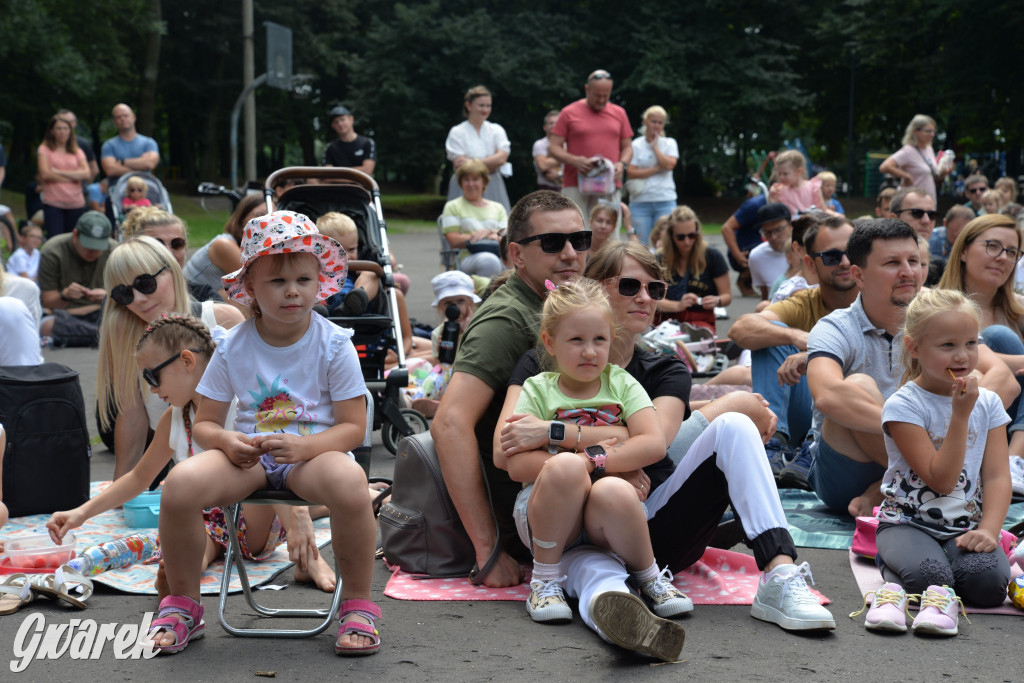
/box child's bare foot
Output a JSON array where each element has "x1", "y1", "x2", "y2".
[
  {"x1": 295, "y1": 555, "x2": 337, "y2": 592},
  {"x1": 848, "y1": 489, "x2": 884, "y2": 518}
]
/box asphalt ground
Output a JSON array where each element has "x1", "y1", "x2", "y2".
[{"x1": 1, "y1": 228, "x2": 1019, "y2": 681}]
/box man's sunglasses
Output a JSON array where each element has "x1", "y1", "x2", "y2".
[
  {"x1": 895, "y1": 208, "x2": 938, "y2": 221},
  {"x1": 967, "y1": 186, "x2": 988, "y2": 194},
  {"x1": 611, "y1": 276, "x2": 667, "y2": 300},
  {"x1": 110, "y1": 266, "x2": 167, "y2": 306},
  {"x1": 809, "y1": 249, "x2": 848, "y2": 267},
  {"x1": 516, "y1": 231, "x2": 592, "y2": 253},
  {"x1": 142, "y1": 348, "x2": 201, "y2": 388}
]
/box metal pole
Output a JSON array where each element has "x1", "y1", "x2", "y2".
[
  {"x1": 231, "y1": 74, "x2": 268, "y2": 189},
  {"x1": 243, "y1": 0, "x2": 257, "y2": 184}
]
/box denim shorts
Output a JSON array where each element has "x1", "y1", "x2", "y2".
[
  {"x1": 807, "y1": 436, "x2": 885, "y2": 514},
  {"x1": 513, "y1": 483, "x2": 588, "y2": 556}
]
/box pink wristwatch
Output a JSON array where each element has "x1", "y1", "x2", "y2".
[{"x1": 585, "y1": 445, "x2": 607, "y2": 475}]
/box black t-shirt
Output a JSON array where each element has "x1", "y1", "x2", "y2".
[
  {"x1": 76, "y1": 136, "x2": 96, "y2": 163},
  {"x1": 664, "y1": 246, "x2": 728, "y2": 311},
  {"x1": 322, "y1": 135, "x2": 376, "y2": 168},
  {"x1": 508, "y1": 347, "x2": 692, "y2": 492}
]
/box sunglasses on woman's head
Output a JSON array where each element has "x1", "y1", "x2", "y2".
[
  {"x1": 142, "y1": 348, "x2": 201, "y2": 388},
  {"x1": 612, "y1": 276, "x2": 667, "y2": 300},
  {"x1": 516, "y1": 231, "x2": 592, "y2": 253},
  {"x1": 110, "y1": 266, "x2": 168, "y2": 306}
]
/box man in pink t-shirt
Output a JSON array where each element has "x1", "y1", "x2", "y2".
[{"x1": 548, "y1": 70, "x2": 633, "y2": 231}]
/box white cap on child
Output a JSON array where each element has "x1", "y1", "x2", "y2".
[{"x1": 430, "y1": 271, "x2": 481, "y2": 307}]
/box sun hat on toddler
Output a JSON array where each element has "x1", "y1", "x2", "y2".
[
  {"x1": 430, "y1": 271, "x2": 482, "y2": 307},
  {"x1": 222, "y1": 210, "x2": 347, "y2": 305}
]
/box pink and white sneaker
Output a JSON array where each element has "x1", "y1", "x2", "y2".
[
  {"x1": 863, "y1": 583, "x2": 913, "y2": 632},
  {"x1": 912, "y1": 585, "x2": 967, "y2": 636}
]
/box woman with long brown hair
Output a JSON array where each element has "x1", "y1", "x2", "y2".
[{"x1": 37, "y1": 114, "x2": 90, "y2": 236}]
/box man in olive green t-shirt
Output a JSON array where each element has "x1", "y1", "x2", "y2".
[{"x1": 431, "y1": 191, "x2": 588, "y2": 589}]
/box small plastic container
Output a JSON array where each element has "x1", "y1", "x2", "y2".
[
  {"x1": 6, "y1": 533, "x2": 76, "y2": 569},
  {"x1": 123, "y1": 490, "x2": 161, "y2": 528}
]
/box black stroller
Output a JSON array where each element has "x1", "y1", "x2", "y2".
[{"x1": 265, "y1": 167, "x2": 428, "y2": 454}]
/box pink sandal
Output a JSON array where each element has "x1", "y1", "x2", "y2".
[
  {"x1": 146, "y1": 595, "x2": 206, "y2": 655},
  {"x1": 334, "y1": 599, "x2": 381, "y2": 656}
]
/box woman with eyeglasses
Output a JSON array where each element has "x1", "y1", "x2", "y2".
[
  {"x1": 879, "y1": 114, "x2": 951, "y2": 203},
  {"x1": 938, "y1": 214, "x2": 1024, "y2": 463},
  {"x1": 121, "y1": 207, "x2": 221, "y2": 303},
  {"x1": 655, "y1": 205, "x2": 731, "y2": 332},
  {"x1": 496, "y1": 241, "x2": 835, "y2": 650},
  {"x1": 445, "y1": 85, "x2": 511, "y2": 213},
  {"x1": 97, "y1": 236, "x2": 243, "y2": 480}
]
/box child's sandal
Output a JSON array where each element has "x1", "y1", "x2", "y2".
[
  {"x1": 334, "y1": 598, "x2": 381, "y2": 656},
  {"x1": 146, "y1": 595, "x2": 206, "y2": 655}
]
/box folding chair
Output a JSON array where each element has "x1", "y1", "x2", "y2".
[
  {"x1": 437, "y1": 216, "x2": 461, "y2": 271},
  {"x1": 217, "y1": 390, "x2": 381, "y2": 638}
]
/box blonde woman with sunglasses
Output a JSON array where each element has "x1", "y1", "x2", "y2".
[{"x1": 656, "y1": 205, "x2": 731, "y2": 332}]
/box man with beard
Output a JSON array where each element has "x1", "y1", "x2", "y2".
[
  {"x1": 729, "y1": 216, "x2": 856, "y2": 485},
  {"x1": 805, "y1": 219, "x2": 1015, "y2": 517}
]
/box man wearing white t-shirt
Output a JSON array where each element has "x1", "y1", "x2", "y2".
[{"x1": 748, "y1": 202, "x2": 791, "y2": 301}]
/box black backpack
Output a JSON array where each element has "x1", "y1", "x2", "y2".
[{"x1": 0, "y1": 363, "x2": 91, "y2": 517}]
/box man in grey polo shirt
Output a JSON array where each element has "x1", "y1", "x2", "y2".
[{"x1": 806, "y1": 219, "x2": 1017, "y2": 517}]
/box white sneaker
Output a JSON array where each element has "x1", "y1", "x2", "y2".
[
  {"x1": 750, "y1": 562, "x2": 836, "y2": 630},
  {"x1": 635, "y1": 566, "x2": 694, "y2": 618},
  {"x1": 526, "y1": 577, "x2": 572, "y2": 624},
  {"x1": 589, "y1": 591, "x2": 685, "y2": 662}
]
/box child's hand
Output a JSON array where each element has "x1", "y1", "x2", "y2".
[
  {"x1": 768, "y1": 183, "x2": 784, "y2": 202},
  {"x1": 955, "y1": 528, "x2": 998, "y2": 553},
  {"x1": 251, "y1": 433, "x2": 312, "y2": 464},
  {"x1": 220, "y1": 432, "x2": 264, "y2": 468},
  {"x1": 500, "y1": 414, "x2": 549, "y2": 457},
  {"x1": 46, "y1": 509, "x2": 85, "y2": 544},
  {"x1": 950, "y1": 374, "x2": 979, "y2": 413}
]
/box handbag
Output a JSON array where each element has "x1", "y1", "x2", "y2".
[
  {"x1": 624, "y1": 177, "x2": 646, "y2": 199},
  {"x1": 578, "y1": 157, "x2": 616, "y2": 196}
]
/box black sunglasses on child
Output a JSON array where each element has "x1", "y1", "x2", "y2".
[
  {"x1": 809, "y1": 249, "x2": 848, "y2": 267},
  {"x1": 612, "y1": 276, "x2": 667, "y2": 300},
  {"x1": 516, "y1": 231, "x2": 592, "y2": 253},
  {"x1": 110, "y1": 266, "x2": 168, "y2": 306},
  {"x1": 142, "y1": 349, "x2": 201, "y2": 388}
]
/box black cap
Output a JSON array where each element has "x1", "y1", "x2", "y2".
[
  {"x1": 758, "y1": 202, "x2": 791, "y2": 226},
  {"x1": 328, "y1": 105, "x2": 352, "y2": 120}
]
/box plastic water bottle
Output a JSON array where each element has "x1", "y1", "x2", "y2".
[
  {"x1": 66, "y1": 533, "x2": 158, "y2": 576},
  {"x1": 437, "y1": 303, "x2": 461, "y2": 365}
]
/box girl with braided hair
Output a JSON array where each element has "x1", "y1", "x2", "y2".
[{"x1": 48, "y1": 313, "x2": 338, "y2": 596}]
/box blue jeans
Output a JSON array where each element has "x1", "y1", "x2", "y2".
[
  {"x1": 629, "y1": 200, "x2": 676, "y2": 244},
  {"x1": 980, "y1": 324, "x2": 1024, "y2": 433},
  {"x1": 750, "y1": 321, "x2": 811, "y2": 444}
]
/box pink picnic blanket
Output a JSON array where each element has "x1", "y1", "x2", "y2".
[
  {"x1": 849, "y1": 550, "x2": 1024, "y2": 616},
  {"x1": 385, "y1": 547, "x2": 830, "y2": 606}
]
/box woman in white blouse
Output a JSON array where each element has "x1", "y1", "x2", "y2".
[{"x1": 445, "y1": 85, "x2": 511, "y2": 212}]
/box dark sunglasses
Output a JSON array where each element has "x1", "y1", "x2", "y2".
[
  {"x1": 516, "y1": 231, "x2": 592, "y2": 253},
  {"x1": 142, "y1": 348, "x2": 200, "y2": 388},
  {"x1": 673, "y1": 232, "x2": 698, "y2": 242},
  {"x1": 895, "y1": 208, "x2": 938, "y2": 221},
  {"x1": 613, "y1": 276, "x2": 667, "y2": 300},
  {"x1": 155, "y1": 237, "x2": 187, "y2": 251},
  {"x1": 967, "y1": 186, "x2": 988, "y2": 194},
  {"x1": 110, "y1": 266, "x2": 167, "y2": 306},
  {"x1": 810, "y1": 249, "x2": 848, "y2": 267}
]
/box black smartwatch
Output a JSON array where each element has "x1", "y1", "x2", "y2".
[
  {"x1": 548, "y1": 421, "x2": 566, "y2": 454},
  {"x1": 585, "y1": 445, "x2": 607, "y2": 475}
]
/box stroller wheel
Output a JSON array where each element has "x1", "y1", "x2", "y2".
[{"x1": 382, "y1": 408, "x2": 429, "y2": 455}]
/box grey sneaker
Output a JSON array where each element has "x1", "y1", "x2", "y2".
[
  {"x1": 779, "y1": 439, "x2": 812, "y2": 489},
  {"x1": 589, "y1": 591, "x2": 685, "y2": 661},
  {"x1": 635, "y1": 566, "x2": 694, "y2": 618},
  {"x1": 527, "y1": 577, "x2": 572, "y2": 624},
  {"x1": 751, "y1": 562, "x2": 836, "y2": 630}
]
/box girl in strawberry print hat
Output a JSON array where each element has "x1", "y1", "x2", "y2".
[{"x1": 144, "y1": 210, "x2": 384, "y2": 656}]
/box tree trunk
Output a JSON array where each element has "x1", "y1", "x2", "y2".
[{"x1": 137, "y1": 0, "x2": 162, "y2": 137}]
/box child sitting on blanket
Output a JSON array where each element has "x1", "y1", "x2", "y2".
[
  {"x1": 46, "y1": 314, "x2": 338, "y2": 593},
  {"x1": 143, "y1": 211, "x2": 381, "y2": 656},
  {"x1": 497, "y1": 278, "x2": 691, "y2": 634}
]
